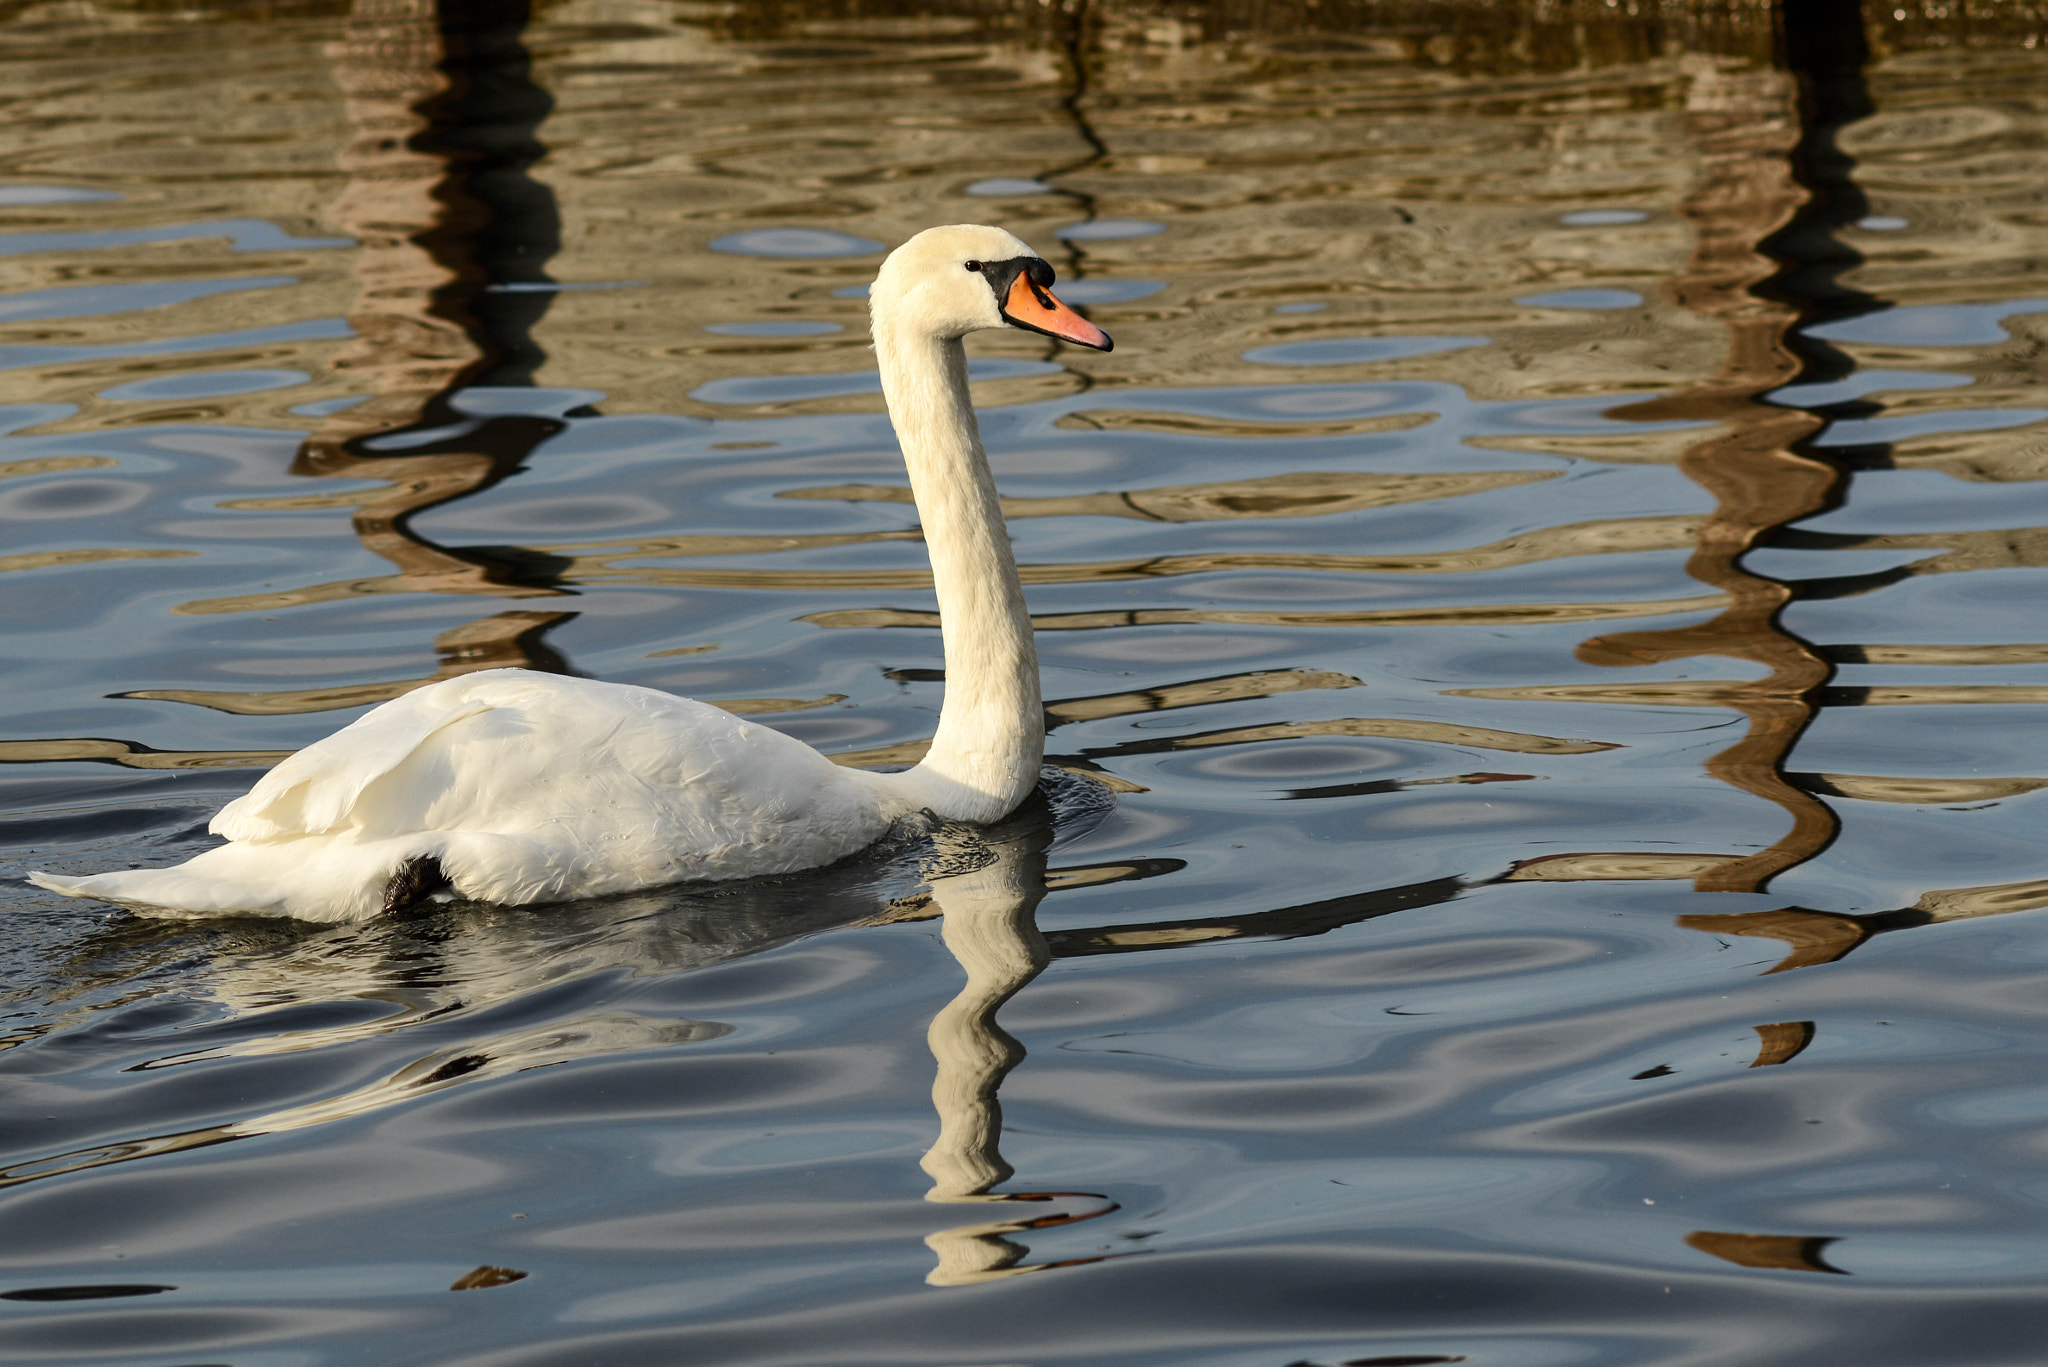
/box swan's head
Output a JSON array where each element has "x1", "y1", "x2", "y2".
[{"x1": 870, "y1": 224, "x2": 1112, "y2": 352}]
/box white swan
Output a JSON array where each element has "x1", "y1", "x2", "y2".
[{"x1": 28, "y1": 225, "x2": 1112, "y2": 923}]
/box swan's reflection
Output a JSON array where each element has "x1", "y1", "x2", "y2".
[
  {"x1": 5, "y1": 789, "x2": 1148, "y2": 1290},
  {"x1": 11, "y1": 770, "x2": 1518, "y2": 1282},
  {"x1": 0, "y1": 838, "x2": 926, "y2": 1189},
  {"x1": 915, "y1": 813, "x2": 1120, "y2": 1286}
]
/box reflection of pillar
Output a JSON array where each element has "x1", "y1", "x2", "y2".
[
  {"x1": 299, "y1": 0, "x2": 569, "y2": 603},
  {"x1": 917, "y1": 820, "x2": 1118, "y2": 1286},
  {"x1": 1576, "y1": 55, "x2": 1835, "y2": 895},
  {"x1": 315, "y1": 0, "x2": 485, "y2": 449}
]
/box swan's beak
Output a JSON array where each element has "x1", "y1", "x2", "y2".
[{"x1": 1002, "y1": 273, "x2": 1113, "y2": 351}]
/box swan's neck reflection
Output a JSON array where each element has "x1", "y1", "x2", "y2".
[{"x1": 918, "y1": 826, "x2": 1111, "y2": 1285}]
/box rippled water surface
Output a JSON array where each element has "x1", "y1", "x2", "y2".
[{"x1": 7, "y1": 3, "x2": 2048, "y2": 1363}]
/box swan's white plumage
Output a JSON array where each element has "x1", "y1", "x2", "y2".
[
  {"x1": 30, "y1": 671, "x2": 911, "y2": 921},
  {"x1": 209, "y1": 681, "x2": 498, "y2": 843},
  {"x1": 27, "y1": 224, "x2": 1104, "y2": 923}
]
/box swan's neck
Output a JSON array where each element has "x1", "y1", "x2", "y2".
[{"x1": 874, "y1": 326, "x2": 1043, "y2": 823}]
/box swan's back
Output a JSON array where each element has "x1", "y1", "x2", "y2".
[{"x1": 223, "y1": 671, "x2": 845, "y2": 842}]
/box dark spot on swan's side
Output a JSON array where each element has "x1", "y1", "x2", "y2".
[{"x1": 384, "y1": 855, "x2": 451, "y2": 913}]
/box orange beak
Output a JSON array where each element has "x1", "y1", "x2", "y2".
[{"x1": 1002, "y1": 272, "x2": 1113, "y2": 351}]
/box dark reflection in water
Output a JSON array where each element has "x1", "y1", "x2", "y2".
[
  {"x1": 296, "y1": 0, "x2": 574, "y2": 617},
  {"x1": 1568, "y1": 47, "x2": 1838, "y2": 895},
  {"x1": 9, "y1": 3, "x2": 2048, "y2": 1365},
  {"x1": 28, "y1": 0, "x2": 588, "y2": 722}
]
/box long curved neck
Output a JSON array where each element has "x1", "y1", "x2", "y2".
[{"x1": 873, "y1": 323, "x2": 1043, "y2": 823}]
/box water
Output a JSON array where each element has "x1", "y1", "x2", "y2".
[{"x1": 5, "y1": 2, "x2": 2048, "y2": 1362}]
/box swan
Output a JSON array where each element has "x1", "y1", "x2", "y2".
[{"x1": 27, "y1": 224, "x2": 1112, "y2": 924}]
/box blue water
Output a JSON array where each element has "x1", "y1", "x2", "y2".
[{"x1": 6, "y1": 5, "x2": 2048, "y2": 1365}]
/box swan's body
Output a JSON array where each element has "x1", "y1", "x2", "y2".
[{"x1": 28, "y1": 225, "x2": 1111, "y2": 923}]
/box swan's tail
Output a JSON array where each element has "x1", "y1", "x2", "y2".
[
  {"x1": 27, "y1": 866, "x2": 291, "y2": 919},
  {"x1": 26, "y1": 835, "x2": 445, "y2": 923}
]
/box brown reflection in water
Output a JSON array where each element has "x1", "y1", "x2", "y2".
[
  {"x1": 298, "y1": 0, "x2": 565, "y2": 588},
  {"x1": 500, "y1": 513, "x2": 1703, "y2": 597},
  {"x1": 779, "y1": 466, "x2": 1548, "y2": 523},
  {"x1": 1681, "y1": 905, "x2": 1902, "y2": 975},
  {"x1": 167, "y1": 0, "x2": 577, "y2": 698},
  {"x1": 1044, "y1": 874, "x2": 1469, "y2": 958},
  {"x1": 1685, "y1": 1228, "x2": 1846, "y2": 1274},
  {"x1": 1793, "y1": 771, "x2": 2048, "y2": 806},
  {"x1": 0, "y1": 738, "x2": 290, "y2": 772},
  {"x1": 1465, "y1": 681, "x2": 2048, "y2": 712},
  {"x1": 835, "y1": 709, "x2": 1610, "y2": 794},
  {"x1": 822, "y1": 666, "x2": 1372, "y2": 781},
  {"x1": 1749, "y1": 1020, "x2": 1815, "y2": 1067},
  {"x1": 1679, "y1": 872, "x2": 2048, "y2": 974},
  {"x1": 710, "y1": 0, "x2": 1782, "y2": 79},
  {"x1": 1284, "y1": 771, "x2": 1536, "y2": 801},
  {"x1": 806, "y1": 596, "x2": 1730, "y2": 633},
  {"x1": 1077, "y1": 715, "x2": 1615, "y2": 760},
  {"x1": 1047, "y1": 667, "x2": 1361, "y2": 723},
  {"x1": 1828, "y1": 643, "x2": 2048, "y2": 667},
  {"x1": 0, "y1": 548, "x2": 197, "y2": 577},
  {"x1": 169, "y1": 529, "x2": 920, "y2": 618},
  {"x1": 1573, "y1": 54, "x2": 1836, "y2": 896},
  {"x1": 1505, "y1": 852, "x2": 1732, "y2": 883},
  {"x1": 116, "y1": 609, "x2": 574, "y2": 715},
  {"x1": 1053, "y1": 408, "x2": 1437, "y2": 440},
  {"x1": 314, "y1": 0, "x2": 492, "y2": 457},
  {"x1": 1024, "y1": 0, "x2": 1111, "y2": 352},
  {"x1": 830, "y1": 665, "x2": 1598, "y2": 778}
]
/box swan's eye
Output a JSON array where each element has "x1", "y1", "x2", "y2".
[{"x1": 963, "y1": 260, "x2": 983, "y2": 273}]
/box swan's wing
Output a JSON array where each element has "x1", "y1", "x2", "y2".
[
  {"x1": 209, "y1": 669, "x2": 890, "y2": 896},
  {"x1": 211, "y1": 675, "x2": 501, "y2": 842}
]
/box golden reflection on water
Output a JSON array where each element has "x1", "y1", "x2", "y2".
[
  {"x1": 278, "y1": 0, "x2": 578, "y2": 635},
  {"x1": 314, "y1": 0, "x2": 498, "y2": 454},
  {"x1": 779, "y1": 465, "x2": 1550, "y2": 523},
  {"x1": 1569, "y1": 55, "x2": 1836, "y2": 897},
  {"x1": 0, "y1": 737, "x2": 293, "y2": 771},
  {"x1": 117, "y1": 608, "x2": 576, "y2": 714},
  {"x1": 804, "y1": 595, "x2": 1732, "y2": 632},
  {"x1": 1680, "y1": 872, "x2": 2048, "y2": 974},
  {"x1": 413, "y1": 514, "x2": 1708, "y2": 597}
]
